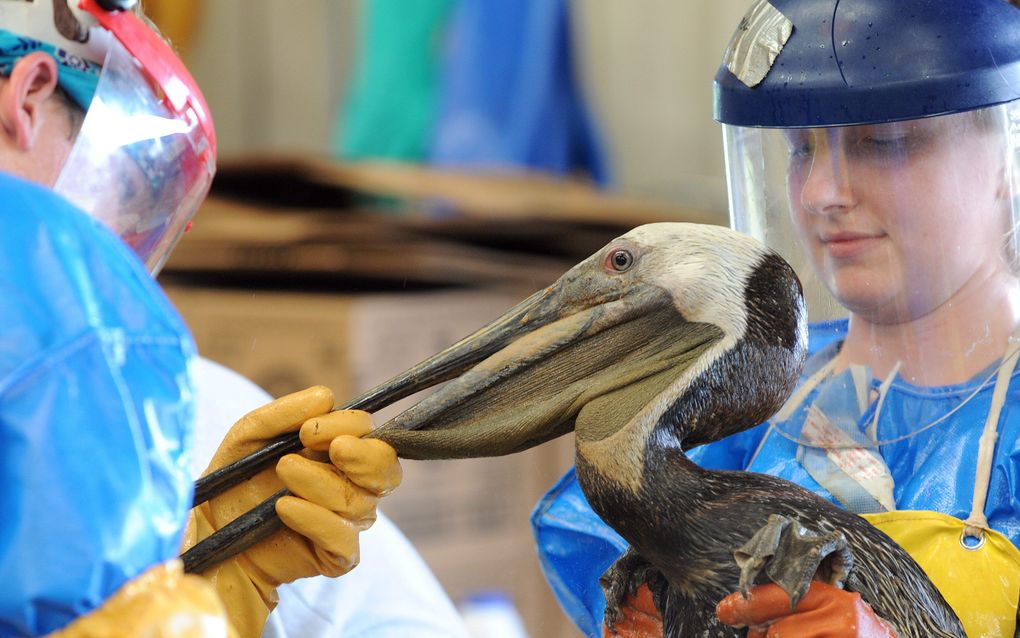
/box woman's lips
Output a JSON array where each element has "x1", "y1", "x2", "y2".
[{"x1": 821, "y1": 232, "x2": 883, "y2": 259}]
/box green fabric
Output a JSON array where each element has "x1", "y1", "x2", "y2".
[{"x1": 335, "y1": 0, "x2": 455, "y2": 162}]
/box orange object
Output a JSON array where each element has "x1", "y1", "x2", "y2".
[
  {"x1": 601, "y1": 584, "x2": 663, "y2": 638},
  {"x1": 47, "y1": 560, "x2": 234, "y2": 638},
  {"x1": 716, "y1": 581, "x2": 898, "y2": 638}
]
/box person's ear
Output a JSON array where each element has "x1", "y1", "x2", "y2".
[{"x1": 0, "y1": 52, "x2": 62, "y2": 151}]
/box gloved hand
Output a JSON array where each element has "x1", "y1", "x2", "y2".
[
  {"x1": 48, "y1": 560, "x2": 232, "y2": 638},
  {"x1": 602, "y1": 584, "x2": 663, "y2": 637},
  {"x1": 182, "y1": 386, "x2": 401, "y2": 638},
  {"x1": 716, "y1": 581, "x2": 899, "y2": 638}
]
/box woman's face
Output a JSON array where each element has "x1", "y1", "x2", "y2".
[{"x1": 785, "y1": 112, "x2": 1011, "y2": 324}]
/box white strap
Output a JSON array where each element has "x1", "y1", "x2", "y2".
[
  {"x1": 850, "y1": 364, "x2": 870, "y2": 414},
  {"x1": 866, "y1": 362, "x2": 901, "y2": 441},
  {"x1": 964, "y1": 335, "x2": 1020, "y2": 538}
]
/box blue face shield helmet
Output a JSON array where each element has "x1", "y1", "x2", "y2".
[
  {"x1": 715, "y1": 0, "x2": 1020, "y2": 321},
  {"x1": 711, "y1": 6, "x2": 1020, "y2": 587}
]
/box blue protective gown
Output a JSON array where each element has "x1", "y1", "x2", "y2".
[
  {"x1": 0, "y1": 173, "x2": 197, "y2": 636},
  {"x1": 531, "y1": 319, "x2": 1020, "y2": 638}
]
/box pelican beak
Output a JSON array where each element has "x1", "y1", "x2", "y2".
[{"x1": 363, "y1": 265, "x2": 723, "y2": 460}]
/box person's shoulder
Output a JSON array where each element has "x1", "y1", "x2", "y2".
[
  {"x1": 192, "y1": 357, "x2": 270, "y2": 408},
  {"x1": 0, "y1": 171, "x2": 73, "y2": 206},
  {"x1": 0, "y1": 171, "x2": 140, "y2": 280},
  {"x1": 269, "y1": 512, "x2": 472, "y2": 638},
  {"x1": 0, "y1": 172, "x2": 100, "y2": 238}
]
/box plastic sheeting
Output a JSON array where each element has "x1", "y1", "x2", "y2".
[
  {"x1": 0, "y1": 173, "x2": 197, "y2": 635},
  {"x1": 530, "y1": 468, "x2": 624, "y2": 638}
]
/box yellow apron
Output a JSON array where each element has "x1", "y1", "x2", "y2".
[{"x1": 861, "y1": 510, "x2": 1020, "y2": 638}]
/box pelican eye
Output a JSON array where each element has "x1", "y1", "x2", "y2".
[{"x1": 606, "y1": 248, "x2": 634, "y2": 272}]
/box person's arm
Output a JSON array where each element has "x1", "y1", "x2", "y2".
[{"x1": 266, "y1": 513, "x2": 471, "y2": 638}]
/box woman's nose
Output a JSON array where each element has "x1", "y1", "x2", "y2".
[{"x1": 799, "y1": 138, "x2": 856, "y2": 215}]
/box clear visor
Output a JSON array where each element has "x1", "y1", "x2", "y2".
[
  {"x1": 726, "y1": 103, "x2": 1020, "y2": 324},
  {"x1": 53, "y1": 36, "x2": 214, "y2": 274},
  {"x1": 725, "y1": 103, "x2": 1020, "y2": 449}
]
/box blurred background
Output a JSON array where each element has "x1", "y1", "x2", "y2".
[{"x1": 149, "y1": 1, "x2": 752, "y2": 636}]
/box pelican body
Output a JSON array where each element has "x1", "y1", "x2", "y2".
[
  {"x1": 188, "y1": 223, "x2": 964, "y2": 636},
  {"x1": 371, "y1": 224, "x2": 963, "y2": 636}
]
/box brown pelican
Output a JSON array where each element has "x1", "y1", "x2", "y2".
[{"x1": 185, "y1": 223, "x2": 963, "y2": 637}]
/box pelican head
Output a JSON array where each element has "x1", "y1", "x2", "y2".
[{"x1": 365, "y1": 223, "x2": 808, "y2": 460}]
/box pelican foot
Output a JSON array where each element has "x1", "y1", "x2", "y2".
[
  {"x1": 734, "y1": 514, "x2": 854, "y2": 610},
  {"x1": 600, "y1": 547, "x2": 664, "y2": 633}
]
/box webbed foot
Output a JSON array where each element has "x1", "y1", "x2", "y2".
[
  {"x1": 599, "y1": 547, "x2": 664, "y2": 634},
  {"x1": 734, "y1": 514, "x2": 853, "y2": 609}
]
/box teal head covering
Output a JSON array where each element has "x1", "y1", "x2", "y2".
[{"x1": 0, "y1": 29, "x2": 101, "y2": 109}]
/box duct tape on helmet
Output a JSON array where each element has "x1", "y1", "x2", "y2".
[{"x1": 721, "y1": 0, "x2": 792, "y2": 89}]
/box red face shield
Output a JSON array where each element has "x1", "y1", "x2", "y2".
[{"x1": 53, "y1": 0, "x2": 216, "y2": 273}]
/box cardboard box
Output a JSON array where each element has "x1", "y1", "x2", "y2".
[
  {"x1": 211, "y1": 154, "x2": 716, "y2": 227},
  {"x1": 164, "y1": 195, "x2": 579, "y2": 291},
  {"x1": 164, "y1": 284, "x2": 583, "y2": 637}
]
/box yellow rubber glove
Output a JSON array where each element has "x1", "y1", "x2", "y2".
[
  {"x1": 48, "y1": 560, "x2": 233, "y2": 638},
  {"x1": 181, "y1": 386, "x2": 402, "y2": 638}
]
